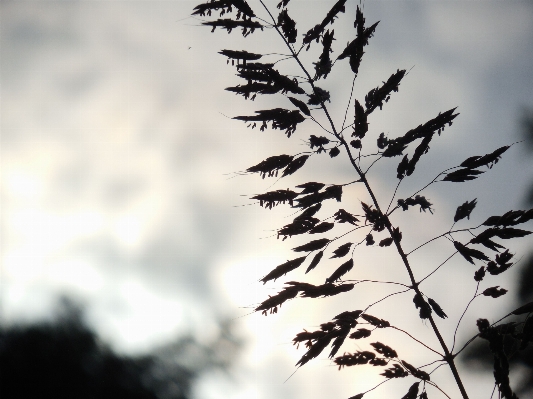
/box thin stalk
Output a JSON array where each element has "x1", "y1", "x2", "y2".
[
  {"x1": 452, "y1": 282, "x2": 480, "y2": 352},
  {"x1": 389, "y1": 326, "x2": 443, "y2": 357},
  {"x1": 258, "y1": 2, "x2": 469, "y2": 398},
  {"x1": 364, "y1": 288, "x2": 411, "y2": 312}
]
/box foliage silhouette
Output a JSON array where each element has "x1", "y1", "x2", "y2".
[
  {"x1": 462, "y1": 108, "x2": 533, "y2": 397},
  {"x1": 0, "y1": 297, "x2": 240, "y2": 399},
  {"x1": 192, "y1": 1, "x2": 533, "y2": 398}
]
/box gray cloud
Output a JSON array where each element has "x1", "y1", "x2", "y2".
[{"x1": 2, "y1": 1, "x2": 533, "y2": 398}]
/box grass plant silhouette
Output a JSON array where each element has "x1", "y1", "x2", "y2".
[{"x1": 191, "y1": 1, "x2": 533, "y2": 398}]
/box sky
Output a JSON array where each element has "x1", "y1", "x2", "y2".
[{"x1": 1, "y1": 1, "x2": 533, "y2": 399}]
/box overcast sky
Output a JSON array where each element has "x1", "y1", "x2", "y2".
[{"x1": 2, "y1": 1, "x2": 533, "y2": 399}]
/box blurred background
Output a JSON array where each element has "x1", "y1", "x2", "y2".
[{"x1": 1, "y1": 1, "x2": 533, "y2": 398}]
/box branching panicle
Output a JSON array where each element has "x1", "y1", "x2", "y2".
[{"x1": 194, "y1": 2, "x2": 532, "y2": 398}]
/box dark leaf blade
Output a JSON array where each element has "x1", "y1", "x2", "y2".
[
  {"x1": 324, "y1": 185, "x2": 343, "y2": 202},
  {"x1": 381, "y1": 141, "x2": 407, "y2": 157},
  {"x1": 474, "y1": 266, "x2": 486, "y2": 282},
  {"x1": 482, "y1": 209, "x2": 532, "y2": 226},
  {"x1": 516, "y1": 208, "x2": 533, "y2": 224},
  {"x1": 401, "y1": 382, "x2": 420, "y2": 399},
  {"x1": 294, "y1": 204, "x2": 322, "y2": 222},
  {"x1": 349, "y1": 328, "x2": 371, "y2": 339},
  {"x1": 329, "y1": 147, "x2": 340, "y2": 158},
  {"x1": 219, "y1": 49, "x2": 263, "y2": 61},
  {"x1": 225, "y1": 82, "x2": 279, "y2": 99},
  {"x1": 300, "y1": 282, "x2": 354, "y2": 298},
  {"x1": 334, "y1": 209, "x2": 359, "y2": 225},
  {"x1": 308, "y1": 222, "x2": 335, "y2": 234},
  {"x1": 306, "y1": 251, "x2": 324, "y2": 273},
  {"x1": 255, "y1": 286, "x2": 299, "y2": 313},
  {"x1": 427, "y1": 298, "x2": 447, "y2": 319},
  {"x1": 400, "y1": 361, "x2": 430, "y2": 381},
  {"x1": 473, "y1": 227, "x2": 532, "y2": 244},
  {"x1": 482, "y1": 286, "x2": 508, "y2": 298},
  {"x1": 494, "y1": 227, "x2": 532, "y2": 239},
  {"x1": 454, "y1": 241, "x2": 489, "y2": 264},
  {"x1": 229, "y1": 0, "x2": 256, "y2": 18},
  {"x1": 294, "y1": 192, "x2": 326, "y2": 209},
  {"x1": 260, "y1": 256, "x2": 306, "y2": 284},
  {"x1": 309, "y1": 135, "x2": 330, "y2": 150},
  {"x1": 460, "y1": 145, "x2": 510, "y2": 169},
  {"x1": 282, "y1": 155, "x2": 310, "y2": 177},
  {"x1": 470, "y1": 228, "x2": 498, "y2": 245},
  {"x1": 413, "y1": 294, "x2": 432, "y2": 319},
  {"x1": 326, "y1": 259, "x2": 354, "y2": 283},
  {"x1": 335, "y1": 351, "x2": 376, "y2": 368},
  {"x1": 292, "y1": 238, "x2": 330, "y2": 252},
  {"x1": 192, "y1": 1, "x2": 221, "y2": 16},
  {"x1": 459, "y1": 155, "x2": 481, "y2": 168},
  {"x1": 360, "y1": 314, "x2": 390, "y2": 328},
  {"x1": 370, "y1": 342, "x2": 397, "y2": 358},
  {"x1": 379, "y1": 237, "x2": 393, "y2": 247},
  {"x1": 397, "y1": 154, "x2": 409, "y2": 180},
  {"x1": 334, "y1": 310, "x2": 363, "y2": 322},
  {"x1": 203, "y1": 19, "x2": 264, "y2": 36},
  {"x1": 308, "y1": 87, "x2": 331, "y2": 105},
  {"x1": 511, "y1": 301, "x2": 533, "y2": 315},
  {"x1": 292, "y1": 329, "x2": 326, "y2": 345},
  {"x1": 331, "y1": 242, "x2": 353, "y2": 258},
  {"x1": 277, "y1": 9, "x2": 297, "y2": 43},
  {"x1": 278, "y1": 217, "x2": 319, "y2": 239},
  {"x1": 392, "y1": 227, "x2": 403, "y2": 242},
  {"x1": 296, "y1": 182, "x2": 325, "y2": 194},
  {"x1": 246, "y1": 154, "x2": 293, "y2": 178},
  {"x1": 296, "y1": 335, "x2": 332, "y2": 367},
  {"x1": 251, "y1": 189, "x2": 298, "y2": 209},
  {"x1": 234, "y1": 108, "x2": 305, "y2": 137},
  {"x1": 329, "y1": 330, "x2": 350, "y2": 358},
  {"x1": 487, "y1": 250, "x2": 514, "y2": 275},
  {"x1": 337, "y1": 22, "x2": 378, "y2": 61},
  {"x1": 193, "y1": 0, "x2": 255, "y2": 18},
  {"x1": 288, "y1": 96, "x2": 311, "y2": 116},
  {"x1": 480, "y1": 239, "x2": 505, "y2": 252},
  {"x1": 352, "y1": 99, "x2": 368, "y2": 139},
  {"x1": 443, "y1": 168, "x2": 484, "y2": 182},
  {"x1": 364, "y1": 69, "x2": 406, "y2": 115},
  {"x1": 302, "y1": 0, "x2": 347, "y2": 46},
  {"x1": 302, "y1": 24, "x2": 323, "y2": 46},
  {"x1": 313, "y1": 29, "x2": 334, "y2": 80},
  {"x1": 381, "y1": 364, "x2": 408, "y2": 378},
  {"x1": 454, "y1": 199, "x2": 477, "y2": 222},
  {"x1": 321, "y1": 0, "x2": 347, "y2": 28}
]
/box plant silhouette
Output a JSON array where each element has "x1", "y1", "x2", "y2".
[
  {"x1": 192, "y1": 1, "x2": 533, "y2": 398},
  {"x1": 462, "y1": 108, "x2": 533, "y2": 397}
]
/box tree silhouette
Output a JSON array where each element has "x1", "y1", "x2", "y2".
[{"x1": 0, "y1": 297, "x2": 240, "y2": 399}]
